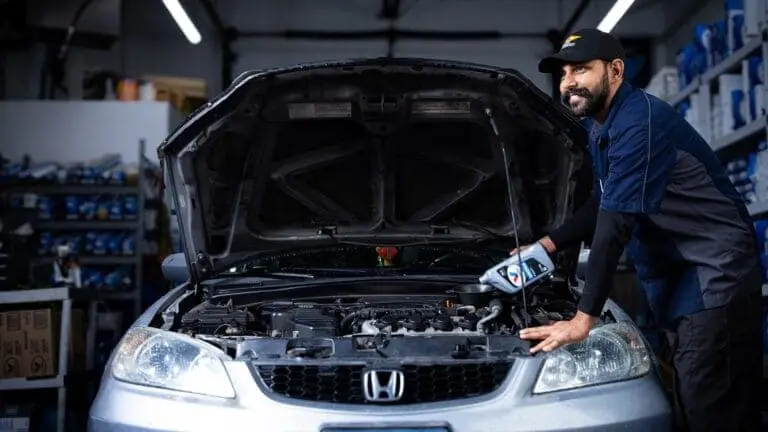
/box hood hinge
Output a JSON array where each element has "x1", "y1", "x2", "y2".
[{"x1": 192, "y1": 252, "x2": 215, "y2": 282}]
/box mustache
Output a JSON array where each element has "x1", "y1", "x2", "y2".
[{"x1": 561, "y1": 87, "x2": 591, "y2": 104}]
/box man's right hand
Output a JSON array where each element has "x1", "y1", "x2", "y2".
[{"x1": 510, "y1": 236, "x2": 557, "y2": 256}]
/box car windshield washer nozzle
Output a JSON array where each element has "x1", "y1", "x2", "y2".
[{"x1": 479, "y1": 242, "x2": 555, "y2": 294}]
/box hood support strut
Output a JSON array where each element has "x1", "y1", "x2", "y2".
[{"x1": 484, "y1": 107, "x2": 529, "y2": 327}]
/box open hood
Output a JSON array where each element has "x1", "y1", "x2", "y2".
[{"x1": 158, "y1": 58, "x2": 592, "y2": 282}]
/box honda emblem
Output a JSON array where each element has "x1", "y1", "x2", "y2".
[{"x1": 362, "y1": 370, "x2": 405, "y2": 402}]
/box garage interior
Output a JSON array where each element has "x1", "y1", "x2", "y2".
[{"x1": 0, "y1": 0, "x2": 767, "y2": 430}]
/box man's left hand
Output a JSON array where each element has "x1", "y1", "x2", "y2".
[{"x1": 519, "y1": 311, "x2": 598, "y2": 354}]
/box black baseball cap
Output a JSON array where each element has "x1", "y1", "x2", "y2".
[{"x1": 538, "y1": 28, "x2": 626, "y2": 73}]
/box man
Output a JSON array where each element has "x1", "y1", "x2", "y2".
[{"x1": 516, "y1": 28, "x2": 764, "y2": 431}]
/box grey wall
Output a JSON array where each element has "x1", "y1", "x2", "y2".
[{"x1": 5, "y1": 0, "x2": 688, "y2": 100}]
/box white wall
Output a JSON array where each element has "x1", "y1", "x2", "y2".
[
  {"x1": 0, "y1": 101, "x2": 180, "y2": 163},
  {"x1": 6, "y1": 0, "x2": 676, "y2": 99}
]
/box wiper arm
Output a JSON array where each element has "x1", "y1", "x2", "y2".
[
  {"x1": 279, "y1": 267, "x2": 375, "y2": 277},
  {"x1": 214, "y1": 266, "x2": 313, "y2": 279},
  {"x1": 215, "y1": 266, "x2": 374, "y2": 279}
]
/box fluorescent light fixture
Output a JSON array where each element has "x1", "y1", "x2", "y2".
[
  {"x1": 162, "y1": 0, "x2": 202, "y2": 44},
  {"x1": 596, "y1": 0, "x2": 636, "y2": 33}
]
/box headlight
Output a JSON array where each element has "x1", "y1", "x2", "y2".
[
  {"x1": 533, "y1": 322, "x2": 651, "y2": 394},
  {"x1": 111, "y1": 327, "x2": 236, "y2": 398}
]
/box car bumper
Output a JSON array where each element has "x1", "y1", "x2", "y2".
[{"x1": 89, "y1": 361, "x2": 672, "y2": 432}]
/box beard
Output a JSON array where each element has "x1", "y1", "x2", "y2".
[{"x1": 561, "y1": 73, "x2": 610, "y2": 118}]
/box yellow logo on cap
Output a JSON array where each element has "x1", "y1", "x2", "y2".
[{"x1": 561, "y1": 34, "x2": 581, "y2": 49}]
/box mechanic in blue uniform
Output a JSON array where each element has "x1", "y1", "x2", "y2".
[{"x1": 516, "y1": 28, "x2": 763, "y2": 431}]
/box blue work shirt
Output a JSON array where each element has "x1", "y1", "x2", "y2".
[{"x1": 585, "y1": 82, "x2": 760, "y2": 327}]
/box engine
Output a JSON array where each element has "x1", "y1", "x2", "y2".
[
  {"x1": 342, "y1": 302, "x2": 488, "y2": 335},
  {"x1": 177, "y1": 286, "x2": 578, "y2": 339}
]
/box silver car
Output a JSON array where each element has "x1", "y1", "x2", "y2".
[{"x1": 89, "y1": 58, "x2": 672, "y2": 432}]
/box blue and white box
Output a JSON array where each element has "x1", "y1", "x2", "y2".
[
  {"x1": 744, "y1": 0, "x2": 767, "y2": 40},
  {"x1": 718, "y1": 73, "x2": 748, "y2": 135},
  {"x1": 726, "y1": 0, "x2": 745, "y2": 55}
]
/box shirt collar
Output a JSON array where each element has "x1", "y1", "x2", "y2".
[{"x1": 594, "y1": 81, "x2": 634, "y2": 140}]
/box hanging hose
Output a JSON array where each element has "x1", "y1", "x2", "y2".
[
  {"x1": 476, "y1": 299, "x2": 503, "y2": 334},
  {"x1": 38, "y1": 0, "x2": 96, "y2": 99}
]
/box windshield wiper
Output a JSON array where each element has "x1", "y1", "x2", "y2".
[{"x1": 214, "y1": 266, "x2": 376, "y2": 280}]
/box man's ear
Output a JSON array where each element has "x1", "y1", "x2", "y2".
[{"x1": 610, "y1": 59, "x2": 625, "y2": 82}]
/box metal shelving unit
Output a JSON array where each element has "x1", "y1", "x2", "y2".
[
  {"x1": 0, "y1": 288, "x2": 71, "y2": 432},
  {"x1": 0, "y1": 140, "x2": 153, "y2": 431},
  {"x1": 0, "y1": 287, "x2": 135, "y2": 432},
  {"x1": 2, "y1": 140, "x2": 148, "y2": 317},
  {"x1": 666, "y1": 30, "x2": 767, "y2": 146}
]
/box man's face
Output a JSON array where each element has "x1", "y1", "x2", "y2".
[{"x1": 559, "y1": 60, "x2": 610, "y2": 118}]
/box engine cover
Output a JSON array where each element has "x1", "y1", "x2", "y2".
[{"x1": 269, "y1": 307, "x2": 338, "y2": 338}]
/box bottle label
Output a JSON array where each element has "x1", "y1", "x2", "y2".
[{"x1": 506, "y1": 264, "x2": 523, "y2": 288}]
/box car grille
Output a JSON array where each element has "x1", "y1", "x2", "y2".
[{"x1": 254, "y1": 361, "x2": 513, "y2": 404}]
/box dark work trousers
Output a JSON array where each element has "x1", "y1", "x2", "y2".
[{"x1": 664, "y1": 268, "x2": 764, "y2": 432}]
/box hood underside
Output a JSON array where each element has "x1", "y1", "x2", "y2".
[{"x1": 159, "y1": 58, "x2": 591, "y2": 279}]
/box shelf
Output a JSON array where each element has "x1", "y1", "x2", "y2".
[
  {"x1": 0, "y1": 287, "x2": 139, "y2": 304},
  {"x1": 666, "y1": 32, "x2": 765, "y2": 107},
  {"x1": 710, "y1": 117, "x2": 767, "y2": 152},
  {"x1": 31, "y1": 256, "x2": 137, "y2": 266},
  {"x1": 0, "y1": 287, "x2": 71, "y2": 303},
  {"x1": 703, "y1": 35, "x2": 765, "y2": 84},
  {"x1": 2, "y1": 184, "x2": 139, "y2": 195},
  {"x1": 69, "y1": 288, "x2": 138, "y2": 301},
  {"x1": 0, "y1": 376, "x2": 63, "y2": 391},
  {"x1": 38, "y1": 220, "x2": 138, "y2": 230},
  {"x1": 668, "y1": 77, "x2": 700, "y2": 107}
]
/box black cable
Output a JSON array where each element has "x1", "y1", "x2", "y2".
[{"x1": 38, "y1": 0, "x2": 96, "y2": 99}]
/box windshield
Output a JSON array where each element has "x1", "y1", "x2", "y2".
[{"x1": 220, "y1": 245, "x2": 510, "y2": 277}]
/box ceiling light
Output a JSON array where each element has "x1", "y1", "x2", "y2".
[
  {"x1": 596, "y1": 0, "x2": 636, "y2": 33},
  {"x1": 162, "y1": 0, "x2": 202, "y2": 44}
]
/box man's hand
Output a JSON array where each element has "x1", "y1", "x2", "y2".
[
  {"x1": 518, "y1": 311, "x2": 598, "y2": 354},
  {"x1": 510, "y1": 236, "x2": 557, "y2": 256}
]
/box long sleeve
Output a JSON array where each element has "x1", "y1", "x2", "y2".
[
  {"x1": 577, "y1": 209, "x2": 637, "y2": 316},
  {"x1": 548, "y1": 195, "x2": 599, "y2": 251}
]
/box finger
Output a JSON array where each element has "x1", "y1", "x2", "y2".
[
  {"x1": 520, "y1": 325, "x2": 554, "y2": 337},
  {"x1": 530, "y1": 337, "x2": 555, "y2": 354},
  {"x1": 519, "y1": 327, "x2": 551, "y2": 340},
  {"x1": 539, "y1": 338, "x2": 562, "y2": 353}
]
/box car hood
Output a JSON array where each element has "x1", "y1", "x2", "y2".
[{"x1": 158, "y1": 58, "x2": 592, "y2": 282}]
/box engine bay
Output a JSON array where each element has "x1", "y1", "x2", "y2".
[
  {"x1": 179, "y1": 292, "x2": 577, "y2": 339},
  {"x1": 174, "y1": 280, "x2": 583, "y2": 360}
]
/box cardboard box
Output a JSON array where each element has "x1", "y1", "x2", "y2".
[
  {"x1": 0, "y1": 309, "x2": 58, "y2": 378},
  {"x1": 0, "y1": 308, "x2": 86, "y2": 379},
  {"x1": 141, "y1": 75, "x2": 207, "y2": 115}
]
